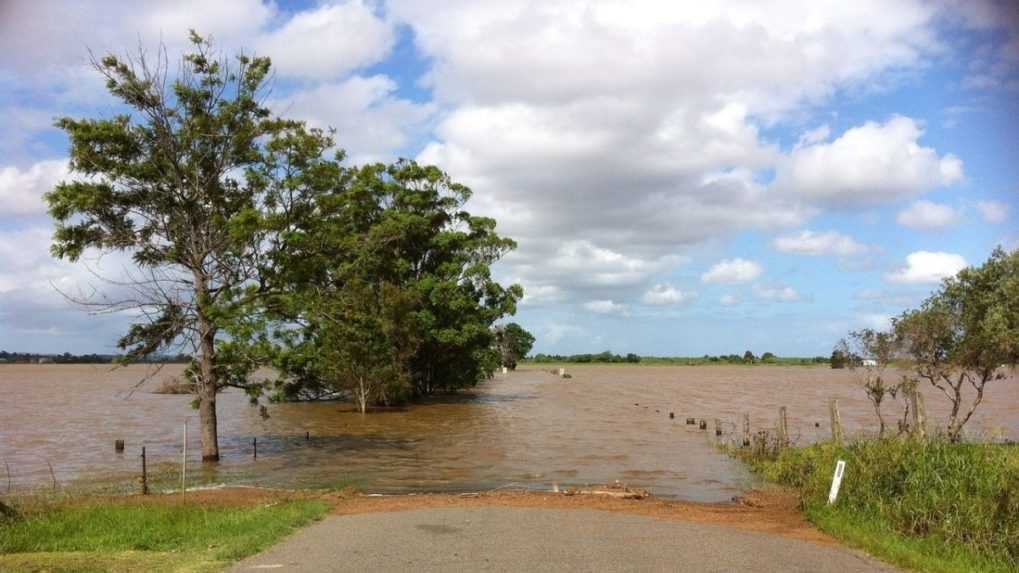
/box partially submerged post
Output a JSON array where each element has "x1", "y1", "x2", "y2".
[
  {"x1": 115, "y1": 439, "x2": 125, "y2": 453},
  {"x1": 253, "y1": 437, "x2": 258, "y2": 460},
  {"x1": 742, "y1": 413, "x2": 751, "y2": 447},
  {"x1": 181, "y1": 419, "x2": 188, "y2": 496},
  {"x1": 140, "y1": 446, "x2": 148, "y2": 495},
  {"x1": 777, "y1": 406, "x2": 789, "y2": 448},
  {"x1": 714, "y1": 418, "x2": 723, "y2": 437},
  {"x1": 829, "y1": 399, "x2": 844, "y2": 446},
  {"x1": 698, "y1": 419, "x2": 707, "y2": 430}
]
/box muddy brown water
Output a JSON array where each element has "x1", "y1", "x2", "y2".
[{"x1": 1, "y1": 364, "x2": 1016, "y2": 501}]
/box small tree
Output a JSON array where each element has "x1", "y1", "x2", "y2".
[
  {"x1": 894, "y1": 247, "x2": 1018, "y2": 441},
  {"x1": 743, "y1": 350, "x2": 756, "y2": 363},
  {"x1": 847, "y1": 328, "x2": 899, "y2": 437}
]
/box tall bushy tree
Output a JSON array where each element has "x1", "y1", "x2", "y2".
[
  {"x1": 270, "y1": 160, "x2": 522, "y2": 404},
  {"x1": 47, "y1": 33, "x2": 335, "y2": 460},
  {"x1": 894, "y1": 247, "x2": 1018, "y2": 441}
]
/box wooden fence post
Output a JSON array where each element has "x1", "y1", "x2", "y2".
[
  {"x1": 714, "y1": 418, "x2": 723, "y2": 437},
  {"x1": 829, "y1": 399, "x2": 844, "y2": 446},
  {"x1": 778, "y1": 406, "x2": 789, "y2": 448},
  {"x1": 253, "y1": 437, "x2": 258, "y2": 460},
  {"x1": 742, "y1": 413, "x2": 751, "y2": 447},
  {"x1": 181, "y1": 419, "x2": 188, "y2": 497},
  {"x1": 140, "y1": 446, "x2": 149, "y2": 495},
  {"x1": 909, "y1": 388, "x2": 927, "y2": 439}
]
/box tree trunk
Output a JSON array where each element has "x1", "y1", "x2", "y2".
[
  {"x1": 195, "y1": 272, "x2": 220, "y2": 462},
  {"x1": 356, "y1": 376, "x2": 368, "y2": 414}
]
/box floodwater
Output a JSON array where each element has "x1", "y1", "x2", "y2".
[{"x1": 1, "y1": 364, "x2": 1016, "y2": 501}]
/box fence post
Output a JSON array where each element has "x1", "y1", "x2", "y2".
[
  {"x1": 909, "y1": 388, "x2": 927, "y2": 439},
  {"x1": 778, "y1": 406, "x2": 789, "y2": 448},
  {"x1": 742, "y1": 413, "x2": 751, "y2": 447},
  {"x1": 253, "y1": 437, "x2": 257, "y2": 460},
  {"x1": 141, "y1": 446, "x2": 149, "y2": 495},
  {"x1": 713, "y1": 418, "x2": 723, "y2": 437},
  {"x1": 829, "y1": 399, "x2": 844, "y2": 446},
  {"x1": 181, "y1": 419, "x2": 188, "y2": 497}
]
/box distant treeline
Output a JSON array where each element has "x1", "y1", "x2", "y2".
[
  {"x1": 527, "y1": 351, "x2": 830, "y2": 366},
  {"x1": 0, "y1": 351, "x2": 191, "y2": 364}
]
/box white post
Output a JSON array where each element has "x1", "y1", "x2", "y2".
[
  {"x1": 181, "y1": 418, "x2": 188, "y2": 496},
  {"x1": 827, "y1": 459, "x2": 846, "y2": 505}
]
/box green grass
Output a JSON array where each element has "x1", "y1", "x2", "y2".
[
  {"x1": 736, "y1": 438, "x2": 1019, "y2": 573},
  {"x1": 0, "y1": 497, "x2": 328, "y2": 572}
]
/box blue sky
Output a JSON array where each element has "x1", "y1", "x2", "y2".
[{"x1": 0, "y1": 0, "x2": 1016, "y2": 356}]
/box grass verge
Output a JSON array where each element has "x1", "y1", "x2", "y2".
[
  {"x1": 734, "y1": 438, "x2": 1018, "y2": 573},
  {"x1": 0, "y1": 493, "x2": 328, "y2": 572}
]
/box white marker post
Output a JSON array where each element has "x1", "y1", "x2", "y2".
[{"x1": 828, "y1": 459, "x2": 846, "y2": 505}]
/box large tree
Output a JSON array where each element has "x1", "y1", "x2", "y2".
[
  {"x1": 893, "y1": 247, "x2": 1018, "y2": 441},
  {"x1": 269, "y1": 160, "x2": 522, "y2": 403},
  {"x1": 47, "y1": 33, "x2": 335, "y2": 460}
]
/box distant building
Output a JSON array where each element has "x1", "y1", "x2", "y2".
[{"x1": 862, "y1": 359, "x2": 877, "y2": 367}]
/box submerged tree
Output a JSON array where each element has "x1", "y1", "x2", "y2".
[
  {"x1": 494, "y1": 322, "x2": 536, "y2": 370},
  {"x1": 893, "y1": 247, "x2": 1018, "y2": 441},
  {"x1": 270, "y1": 160, "x2": 522, "y2": 403},
  {"x1": 47, "y1": 33, "x2": 335, "y2": 460}
]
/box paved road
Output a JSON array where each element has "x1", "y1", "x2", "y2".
[{"x1": 230, "y1": 507, "x2": 898, "y2": 572}]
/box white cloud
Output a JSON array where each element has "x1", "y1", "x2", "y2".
[
  {"x1": 896, "y1": 200, "x2": 961, "y2": 229},
  {"x1": 255, "y1": 2, "x2": 395, "y2": 79},
  {"x1": 772, "y1": 229, "x2": 868, "y2": 256},
  {"x1": 0, "y1": 159, "x2": 68, "y2": 219},
  {"x1": 796, "y1": 125, "x2": 831, "y2": 147},
  {"x1": 719, "y1": 294, "x2": 740, "y2": 306},
  {"x1": 271, "y1": 75, "x2": 435, "y2": 163},
  {"x1": 886, "y1": 251, "x2": 967, "y2": 284},
  {"x1": 0, "y1": 0, "x2": 275, "y2": 73},
  {"x1": 701, "y1": 258, "x2": 762, "y2": 284},
  {"x1": 396, "y1": 0, "x2": 944, "y2": 304},
  {"x1": 642, "y1": 284, "x2": 696, "y2": 305},
  {"x1": 583, "y1": 300, "x2": 629, "y2": 316},
  {"x1": 976, "y1": 199, "x2": 1010, "y2": 223},
  {"x1": 752, "y1": 284, "x2": 801, "y2": 302},
  {"x1": 777, "y1": 116, "x2": 963, "y2": 206},
  {"x1": 540, "y1": 322, "x2": 585, "y2": 345},
  {"x1": 517, "y1": 282, "x2": 565, "y2": 306}
]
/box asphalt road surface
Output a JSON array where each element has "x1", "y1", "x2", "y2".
[{"x1": 230, "y1": 507, "x2": 899, "y2": 572}]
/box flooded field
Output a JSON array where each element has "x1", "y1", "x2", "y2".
[{"x1": 1, "y1": 364, "x2": 1016, "y2": 501}]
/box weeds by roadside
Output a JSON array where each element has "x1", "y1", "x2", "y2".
[{"x1": 732, "y1": 437, "x2": 1019, "y2": 573}]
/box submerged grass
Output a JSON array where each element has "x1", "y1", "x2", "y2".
[
  {"x1": 0, "y1": 495, "x2": 327, "y2": 572},
  {"x1": 735, "y1": 438, "x2": 1019, "y2": 572}
]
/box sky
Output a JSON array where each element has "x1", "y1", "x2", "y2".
[{"x1": 0, "y1": 0, "x2": 1017, "y2": 357}]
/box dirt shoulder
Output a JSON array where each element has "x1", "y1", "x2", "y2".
[{"x1": 96, "y1": 484, "x2": 828, "y2": 546}]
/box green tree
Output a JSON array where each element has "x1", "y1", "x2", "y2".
[
  {"x1": 270, "y1": 160, "x2": 521, "y2": 401},
  {"x1": 743, "y1": 350, "x2": 756, "y2": 363},
  {"x1": 893, "y1": 247, "x2": 1018, "y2": 441},
  {"x1": 46, "y1": 33, "x2": 334, "y2": 461},
  {"x1": 494, "y1": 322, "x2": 536, "y2": 370}
]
